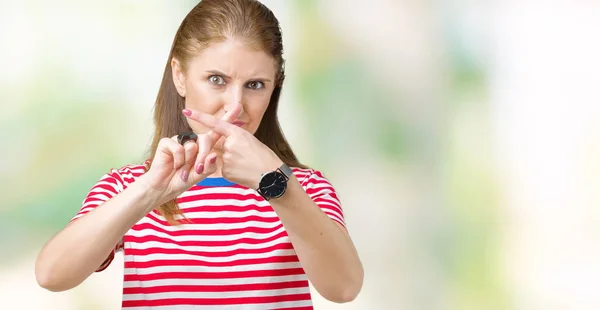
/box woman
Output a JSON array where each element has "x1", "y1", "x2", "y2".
[{"x1": 35, "y1": 0, "x2": 363, "y2": 308}]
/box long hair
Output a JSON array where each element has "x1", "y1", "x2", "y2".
[{"x1": 146, "y1": 0, "x2": 307, "y2": 225}]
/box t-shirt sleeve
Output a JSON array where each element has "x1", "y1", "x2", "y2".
[
  {"x1": 300, "y1": 169, "x2": 345, "y2": 228},
  {"x1": 70, "y1": 168, "x2": 128, "y2": 272}
]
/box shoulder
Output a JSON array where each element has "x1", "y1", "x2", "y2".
[
  {"x1": 103, "y1": 163, "x2": 147, "y2": 188},
  {"x1": 113, "y1": 163, "x2": 147, "y2": 177},
  {"x1": 291, "y1": 167, "x2": 334, "y2": 188}
]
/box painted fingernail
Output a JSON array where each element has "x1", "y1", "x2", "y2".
[
  {"x1": 210, "y1": 157, "x2": 217, "y2": 164},
  {"x1": 181, "y1": 169, "x2": 189, "y2": 182},
  {"x1": 182, "y1": 109, "x2": 192, "y2": 116},
  {"x1": 196, "y1": 164, "x2": 204, "y2": 174}
]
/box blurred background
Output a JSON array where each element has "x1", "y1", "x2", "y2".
[{"x1": 1, "y1": 0, "x2": 599, "y2": 309}]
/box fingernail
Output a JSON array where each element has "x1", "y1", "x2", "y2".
[
  {"x1": 182, "y1": 109, "x2": 192, "y2": 116},
  {"x1": 210, "y1": 157, "x2": 216, "y2": 164},
  {"x1": 181, "y1": 170, "x2": 189, "y2": 182},
  {"x1": 195, "y1": 164, "x2": 204, "y2": 174}
]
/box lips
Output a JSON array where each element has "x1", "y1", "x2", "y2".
[{"x1": 232, "y1": 120, "x2": 246, "y2": 127}]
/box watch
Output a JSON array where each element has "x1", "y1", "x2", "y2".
[{"x1": 257, "y1": 163, "x2": 293, "y2": 200}]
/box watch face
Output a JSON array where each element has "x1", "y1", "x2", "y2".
[{"x1": 259, "y1": 171, "x2": 287, "y2": 199}]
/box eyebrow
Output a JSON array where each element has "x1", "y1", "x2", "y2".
[{"x1": 206, "y1": 70, "x2": 272, "y2": 82}]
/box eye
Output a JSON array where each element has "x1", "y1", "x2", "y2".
[
  {"x1": 208, "y1": 75, "x2": 225, "y2": 85},
  {"x1": 246, "y1": 81, "x2": 265, "y2": 90}
]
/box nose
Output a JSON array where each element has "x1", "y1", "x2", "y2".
[{"x1": 223, "y1": 84, "x2": 245, "y2": 117}]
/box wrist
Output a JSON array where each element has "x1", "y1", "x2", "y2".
[
  {"x1": 256, "y1": 161, "x2": 293, "y2": 201},
  {"x1": 252, "y1": 157, "x2": 284, "y2": 189},
  {"x1": 133, "y1": 174, "x2": 165, "y2": 211}
]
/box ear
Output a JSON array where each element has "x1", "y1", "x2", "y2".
[{"x1": 171, "y1": 57, "x2": 186, "y2": 97}]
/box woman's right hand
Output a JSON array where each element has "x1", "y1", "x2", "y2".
[{"x1": 142, "y1": 104, "x2": 242, "y2": 205}]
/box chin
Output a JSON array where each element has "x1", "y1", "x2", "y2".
[{"x1": 245, "y1": 125, "x2": 258, "y2": 134}]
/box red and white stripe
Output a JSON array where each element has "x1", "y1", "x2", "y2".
[{"x1": 73, "y1": 165, "x2": 344, "y2": 309}]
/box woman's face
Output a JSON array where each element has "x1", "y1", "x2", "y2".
[{"x1": 172, "y1": 38, "x2": 276, "y2": 144}]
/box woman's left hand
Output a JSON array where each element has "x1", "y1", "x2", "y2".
[{"x1": 182, "y1": 108, "x2": 283, "y2": 189}]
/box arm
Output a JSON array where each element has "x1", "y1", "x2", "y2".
[
  {"x1": 182, "y1": 107, "x2": 365, "y2": 303},
  {"x1": 36, "y1": 106, "x2": 241, "y2": 292},
  {"x1": 35, "y1": 134, "x2": 231, "y2": 291},
  {"x1": 268, "y1": 172, "x2": 364, "y2": 303},
  {"x1": 35, "y1": 173, "x2": 161, "y2": 292}
]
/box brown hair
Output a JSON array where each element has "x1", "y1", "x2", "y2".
[{"x1": 145, "y1": 0, "x2": 306, "y2": 225}]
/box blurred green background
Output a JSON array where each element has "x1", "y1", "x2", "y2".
[{"x1": 1, "y1": 1, "x2": 600, "y2": 309}]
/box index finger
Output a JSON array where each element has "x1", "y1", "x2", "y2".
[
  {"x1": 206, "y1": 103, "x2": 242, "y2": 143},
  {"x1": 183, "y1": 105, "x2": 242, "y2": 173},
  {"x1": 183, "y1": 108, "x2": 241, "y2": 138},
  {"x1": 187, "y1": 110, "x2": 238, "y2": 137}
]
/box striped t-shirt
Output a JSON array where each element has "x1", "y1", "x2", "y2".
[{"x1": 72, "y1": 164, "x2": 345, "y2": 309}]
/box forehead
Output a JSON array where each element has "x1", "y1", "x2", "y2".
[{"x1": 187, "y1": 39, "x2": 276, "y2": 78}]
